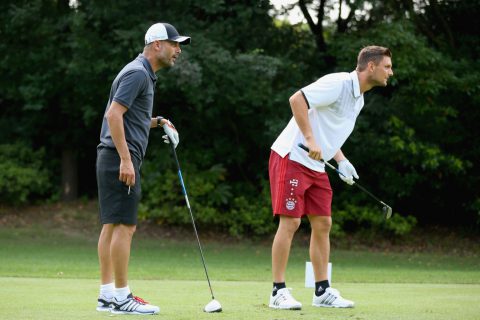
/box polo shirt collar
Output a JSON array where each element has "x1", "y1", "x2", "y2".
[
  {"x1": 350, "y1": 71, "x2": 361, "y2": 98},
  {"x1": 137, "y1": 54, "x2": 157, "y2": 81}
]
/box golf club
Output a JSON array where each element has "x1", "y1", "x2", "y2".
[
  {"x1": 168, "y1": 141, "x2": 222, "y2": 313},
  {"x1": 298, "y1": 143, "x2": 392, "y2": 219}
]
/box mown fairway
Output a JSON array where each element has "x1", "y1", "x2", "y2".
[
  {"x1": 1, "y1": 219, "x2": 479, "y2": 319},
  {"x1": 1, "y1": 277, "x2": 479, "y2": 320}
]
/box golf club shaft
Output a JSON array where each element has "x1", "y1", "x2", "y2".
[
  {"x1": 297, "y1": 143, "x2": 389, "y2": 207},
  {"x1": 169, "y1": 142, "x2": 215, "y2": 300}
]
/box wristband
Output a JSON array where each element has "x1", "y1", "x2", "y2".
[{"x1": 156, "y1": 116, "x2": 164, "y2": 128}]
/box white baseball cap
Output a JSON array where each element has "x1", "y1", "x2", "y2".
[{"x1": 145, "y1": 23, "x2": 191, "y2": 45}]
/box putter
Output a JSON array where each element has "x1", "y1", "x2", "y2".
[
  {"x1": 168, "y1": 140, "x2": 222, "y2": 313},
  {"x1": 298, "y1": 143, "x2": 392, "y2": 219}
]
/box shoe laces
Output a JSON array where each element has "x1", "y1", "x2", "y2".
[
  {"x1": 325, "y1": 287, "x2": 344, "y2": 299},
  {"x1": 133, "y1": 296, "x2": 148, "y2": 304},
  {"x1": 278, "y1": 288, "x2": 295, "y2": 300}
]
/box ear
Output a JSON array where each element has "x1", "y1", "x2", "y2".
[
  {"x1": 368, "y1": 61, "x2": 376, "y2": 72},
  {"x1": 154, "y1": 40, "x2": 163, "y2": 51}
]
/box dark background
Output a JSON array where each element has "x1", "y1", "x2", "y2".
[{"x1": 1, "y1": 0, "x2": 479, "y2": 237}]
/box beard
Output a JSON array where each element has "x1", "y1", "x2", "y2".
[{"x1": 371, "y1": 75, "x2": 388, "y2": 87}]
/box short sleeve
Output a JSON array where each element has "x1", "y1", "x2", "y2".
[
  {"x1": 113, "y1": 69, "x2": 148, "y2": 109},
  {"x1": 300, "y1": 75, "x2": 343, "y2": 109}
]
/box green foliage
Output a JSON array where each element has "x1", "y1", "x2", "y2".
[
  {"x1": 225, "y1": 180, "x2": 275, "y2": 237},
  {"x1": 328, "y1": 19, "x2": 479, "y2": 226},
  {"x1": 331, "y1": 204, "x2": 417, "y2": 238},
  {"x1": 0, "y1": 0, "x2": 478, "y2": 233},
  {"x1": 0, "y1": 143, "x2": 52, "y2": 205},
  {"x1": 138, "y1": 153, "x2": 275, "y2": 237}
]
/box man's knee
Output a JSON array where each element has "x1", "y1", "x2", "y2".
[
  {"x1": 309, "y1": 216, "x2": 332, "y2": 233},
  {"x1": 278, "y1": 216, "x2": 301, "y2": 235},
  {"x1": 115, "y1": 224, "x2": 137, "y2": 237}
]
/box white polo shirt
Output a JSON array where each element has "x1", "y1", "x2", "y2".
[{"x1": 271, "y1": 71, "x2": 364, "y2": 172}]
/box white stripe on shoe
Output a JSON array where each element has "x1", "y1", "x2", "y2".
[
  {"x1": 111, "y1": 293, "x2": 160, "y2": 315},
  {"x1": 312, "y1": 287, "x2": 354, "y2": 308},
  {"x1": 269, "y1": 288, "x2": 302, "y2": 310}
]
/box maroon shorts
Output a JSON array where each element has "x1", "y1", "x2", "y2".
[{"x1": 269, "y1": 151, "x2": 332, "y2": 217}]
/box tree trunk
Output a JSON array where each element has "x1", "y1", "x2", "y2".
[{"x1": 61, "y1": 149, "x2": 78, "y2": 202}]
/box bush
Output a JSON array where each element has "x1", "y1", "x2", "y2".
[
  {"x1": 139, "y1": 146, "x2": 417, "y2": 239},
  {"x1": 331, "y1": 204, "x2": 417, "y2": 238},
  {"x1": 139, "y1": 156, "x2": 276, "y2": 237},
  {"x1": 224, "y1": 180, "x2": 276, "y2": 237},
  {"x1": 0, "y1": 143, "x2": 52, "y2": 205}
]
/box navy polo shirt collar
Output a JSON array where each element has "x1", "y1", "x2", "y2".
[{"x1": 136, "y1": 54, "x2": 157, "y2": 82}]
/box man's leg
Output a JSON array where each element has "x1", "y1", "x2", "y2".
[
  {"x1": 269, "y1": 215, "x2": 302, "y2": 310},
  {"x1": 272, "y1": 215, "x2": 301, "y2": 282},
  {"x1": 97, "y1": 224, "x2": 115, "y2": 311},
  {"x1": 109, "y1": 223, "x2": 160, "y2": 315},
  {"x1": 307, "y1": 215, "x2": 331, "y2": 283},
  {"x1": 309, "y1": 215, "x2": 354, "y2": 308},
  {"x1": 98, "y1": 224, "x2": 114, "y2": 284},
  {"x1": 110, "y1": 224, "x2": 136, "y2": 289}
]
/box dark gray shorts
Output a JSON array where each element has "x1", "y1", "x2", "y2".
[{"x1": 96, "y1": 147, "x2": 142, "y2": 225}]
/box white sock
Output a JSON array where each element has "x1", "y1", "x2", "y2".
[
  {"x1": 114, "y1": 286, "x2": 131, "y2": 301},
  {"x1": 100, "y1": 282, "x2": 114, "y2": 299}
]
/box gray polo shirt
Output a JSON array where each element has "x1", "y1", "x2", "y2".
[{"x1": 98, "y1": 54, "x2": 157, "y2": 161}]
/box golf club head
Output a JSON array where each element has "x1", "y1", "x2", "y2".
[
  {"x1": 382, "y1": 205, "x2": 393, "y2": 219},
  {"x1": 204, "y1": 299, "x2": 222, "y2": 313}
]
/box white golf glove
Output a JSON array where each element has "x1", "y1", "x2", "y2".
[
  {"x1": 337, "y1": 160, "x2": 359, "y2": 185},
  {"x1": 162, "y1": 120, "x2": 179, "y2": 148}
]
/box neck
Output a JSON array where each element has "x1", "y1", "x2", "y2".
[
  {"x1": 142, "y1": 50, "x2": 162, "y2": 72},
  {"x1": 356, "y1": 70, "x2": 373, "y2": 94}
]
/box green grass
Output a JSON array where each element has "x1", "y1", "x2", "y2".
[
  {"x1": 1, "y1": 278, "x2": 479, "y2": 320},
  {"x1": 1, "y1": 225, "x2": 479, "y2": 319}
]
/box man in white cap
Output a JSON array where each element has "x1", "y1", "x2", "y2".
[{"x1": 96, "y1": 22, "x2": 190, "y2": 315}]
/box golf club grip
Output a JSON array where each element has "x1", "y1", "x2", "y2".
[
  {"x1": 169, "y1": 142, "x2": 187, "y2": 194},
  {"x1": 297, "y1": 143, "x2": 337, "y2": 172},
  {"x1": 169, "y1": 140, "x2": 181, "y2": 170},
  {"x1": 298, "y1": 143, "x2": 310, "y2": 153}
]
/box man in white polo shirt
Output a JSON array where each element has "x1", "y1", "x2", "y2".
[{"x1": 268, "y1": 46, "x2": 393, "y2": 310}]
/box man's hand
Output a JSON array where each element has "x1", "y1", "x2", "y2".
[
  {"x1": 337, "y1": 160, "x2": 359, "y2": 185},
  {"x1": 306, "y1": 141, "x2": 322, "y2": 161},
  {"x1": 119, "y1": 158, "x2": 135, "y2": 187},
  {"x1": 162, "y1": 120, "x2": 179, "y2": 148}
]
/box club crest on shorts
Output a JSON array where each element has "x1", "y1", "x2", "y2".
[{"x1": 285, "y1": 197, "x2": 297, "y2": 210}]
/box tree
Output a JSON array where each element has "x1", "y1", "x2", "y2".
[
  {"x1": 0, "y1": 0, "x2": 79, "y2": 201},
  {"x1": 1, "y1": 0, "x2": 478, "y2": 232},
  {"x1": 285, "y1": 0, "x2": 480, "y2": 226}
]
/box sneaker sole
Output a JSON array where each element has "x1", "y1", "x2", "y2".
[
  {"x1": 312, "y1": 303, "x2": 354, "y2": 308},
  {"x1": 111, "y1": 309, "x2": 159, "y2": 315},
  {"x1": 269, "y1": 304, "x2": 302, "y2": 310},
  {"x1": 96, "y1": 306, "x2": 111, "y2": 312}
]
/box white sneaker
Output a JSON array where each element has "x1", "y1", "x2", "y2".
[
  {"x1": 269, "y1": 288, "x2": 302, "y2": 310},
  {"x1": 96, "y1": 294, "x2": 113, "y2": 312},
  {"x1": 111, "y1": 293, "x2": 160, "y2": 315},
  {"x1": 312, "y1": 287, "x2": 354, "y2": 308}
]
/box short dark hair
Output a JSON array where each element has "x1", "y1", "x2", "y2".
[{"x1": 356, "y1": 46, "x2": 392, "y2": 71}]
